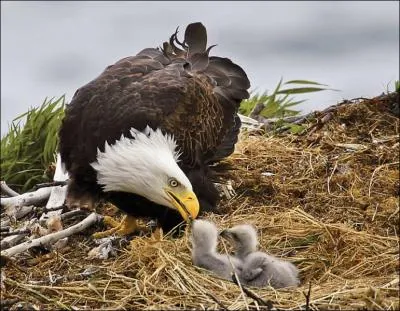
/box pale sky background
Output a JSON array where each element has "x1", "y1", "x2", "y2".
[{"x1": 1, "y1": 1, "x2": 399, "y2": 136}]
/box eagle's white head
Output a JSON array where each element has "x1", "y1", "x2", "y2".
[{"x1": 90, "y1": 126, "x2": 199, "y2": 221}]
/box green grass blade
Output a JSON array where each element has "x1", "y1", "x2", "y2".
[
  {"x1": 276, "y1": 87, "x2": 331, "y2": 95},
  {"x1": 1, "y1": 95, "x2": 66, "y2": 192},
  {"x1": 284, "y1": 80, "x2": 329, "y2": 86}
]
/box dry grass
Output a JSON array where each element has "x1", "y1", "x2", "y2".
[{"x1": 1, "y1": 93, "x2": 399, "y2": 310}]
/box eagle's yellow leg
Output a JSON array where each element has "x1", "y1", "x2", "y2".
[{"x1": 92, "y1": 215, "x2": 142, "y2": 239}]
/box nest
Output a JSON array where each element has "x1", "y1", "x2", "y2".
[{"x1": 1, "y1": 93, "x2": 399, "y2": 310}]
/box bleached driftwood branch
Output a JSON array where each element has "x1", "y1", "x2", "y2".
[
  {"x1": 33, "y1": 181, "x2": 68, "y2": 190},
  {"x1": 1, "y1": 181, "x2": 19, "y2": 197},
  {"x1": 239, "y1": 111, "x2": 314, "y2": 133},
  {"x1": 0, "y1": 154, "x2": 73, "y2": 255},
  {"x1": 3, "y1": 205, "x2": 35, "y2": 222},
  {"x1": 1, "y1": 154, "x2": 69, "y2": 210},
  {"x1": 0, "y1": 188, "x2": 52, "y2": 209},
  {"x1": 238, "y1": 113, "x2": 262, "y2": 130},
  {"x1": 40, "y1": 154, "x2": 69, "y2": 224},
  {"x1": 0, "y1": 229, "x2": 30, "y2": 237},
  {"x1": 0, "y1": 221, "x2": 31, "y2": 249},
  {"x1": 60, "y1": 209, "x2": 86, "y2": 221},
  {"x1": 1, "y1": 234, "x2": 26, "y2": 250},
  {"x1": 1, "y1": 213, "x2": 102, "y2": 257}
]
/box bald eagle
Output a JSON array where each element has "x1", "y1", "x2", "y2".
[{"x1": 59, "y1": 22, "x2": 250, "y2": 235}]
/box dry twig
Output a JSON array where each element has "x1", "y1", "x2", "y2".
[
  {"x1": 0, "y1": 229, "x2": 31, "y2": 237},
  {"x1": 231, "y1": 273, "x2": 274, "y2": 310},
  {"x1": 32, "y1": 181, "x2": 68, "y2": 190},
  {"x1": 220, "y1": 238, "x2": 249, "y2": 310},
  {"x1": 1, "y1": 213, "x2": 102, "y2": 257}
]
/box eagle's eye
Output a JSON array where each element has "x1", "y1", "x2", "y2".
[{"x1": 169, "y1": 178, "x2": 179, "y2": 187}]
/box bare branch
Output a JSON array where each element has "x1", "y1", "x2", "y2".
[
  {"x1": 303, "y1": 282, "x2": 312, "y2": 311},
  {"x1": 0, "y1": 220, "x2": 35, "y2": 250},
  {"x1": 33, "y1": 181, "x2": 68, "y2": 190},
  {"x1": 1, "y1": 181, "x2": 20, "y2": 197},
  {"x1": 0, "y1": 234, "x2": 27, "y2": 251},
  {"x1": 206, "y1": 292, "x2": 229, "y2": 310},
  {"x1": 60, "y1": 209, "x2": 86, "y2": 221},
  {"x1": 3, "y1": 205, "x2": 35, "y2": 222},
  {"x1": 249, "y1": 102, "x2": 265, "y2": 120},
  {"x1": 238, "y1": 113, "x2": 263, "y2": 130},
  {"x1": 43, "y1": 205, "x2": 65, "y2": 213},
  {"x1": 0, "y1": 229, "x2": 30, "y2": 237},
  {"x1": 306, "y1": 112, "x2": 333, "y2": 136},
  {"x1": 1, "y1": 213, "x2": 102, "y2": 257},
  {"x1": 1, "y1": 187, "x2": 52, "y2": 209}
]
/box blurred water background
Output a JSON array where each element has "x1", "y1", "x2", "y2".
[{"x1": 1, "y1": 1, "x2": 399, "y2": 136}]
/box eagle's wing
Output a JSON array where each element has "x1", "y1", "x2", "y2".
[
  {"x1": 161, "y1": 23, "x2": 250, "y2": 164},
  {"x1": 59, "y1": 23, "x2": 250, "y2": 180},
  {"x1": 203, "y1": 56, "x2": 250, "y2": 163}
]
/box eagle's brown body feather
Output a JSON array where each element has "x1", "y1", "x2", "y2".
[{"x1": 59, "y1": 23, "x2": 250, "y2": 232}]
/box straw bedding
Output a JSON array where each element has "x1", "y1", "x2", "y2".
[{"x1": 1, "y1": 93, "x2": 399, "y2": 310}]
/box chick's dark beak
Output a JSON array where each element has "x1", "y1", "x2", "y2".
[{"x1": 219, "y1": 229, "x2": 229, "y2": 238}]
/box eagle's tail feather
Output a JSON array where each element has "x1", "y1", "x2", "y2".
[
  {"x1": 184, "y1": 22, "x2": 208, "y2": 56},
  {"x1": 164, "y1": 22, "x2": 250, "y2": 161}
]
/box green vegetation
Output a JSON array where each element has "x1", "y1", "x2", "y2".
[
  {"x1": 394, "y1": 80, "x2": 399, "y2": 93},
  {"x1": 1, "y1": 96, "x2": 65, "y2": 192},
  {"x1": 239, "y1": 78, "x2": 333, "y2": 118},
  {"x1": 239, "y1": 78, "x2": 334, "y2": 134}
]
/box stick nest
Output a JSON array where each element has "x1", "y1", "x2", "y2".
[{"x1": 1, "y1": 93, "x2": 399, "y2": 310}]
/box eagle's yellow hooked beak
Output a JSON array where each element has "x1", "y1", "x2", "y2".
[{"x1": 165, "y1": 188, "x2": 200, "y2": 221}]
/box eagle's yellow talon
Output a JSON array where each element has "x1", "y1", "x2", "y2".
[
  {"x1": 102, "y1": 216, "x2": 121, "y2": 228},
  {"x1": 92, "y1": 227, "x2": 119, "y2": 239},
  {"x1": 92, "y1": 215, "x2": 141, "y2": 239}
]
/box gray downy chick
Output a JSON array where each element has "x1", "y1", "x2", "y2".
[
  {"x1": 220, "y1": 224, "x2": 258, "y2": 260},
  {"x1": 191, "y1": 219, "x2": 243, "y2": 280},
  {"x1": 240, "y1": 251, "x2": 300, "y2": 289},
  {"x1": 220, "y1": 224, "x2": 300, "y2": 288}
]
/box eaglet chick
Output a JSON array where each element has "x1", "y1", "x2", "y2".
[
  {"x1": 221, "y1": 224, "x2": 300, "y2": 289},
  {"x1": 191, "y1": 219, "x2": 242, "y2": 280}
]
